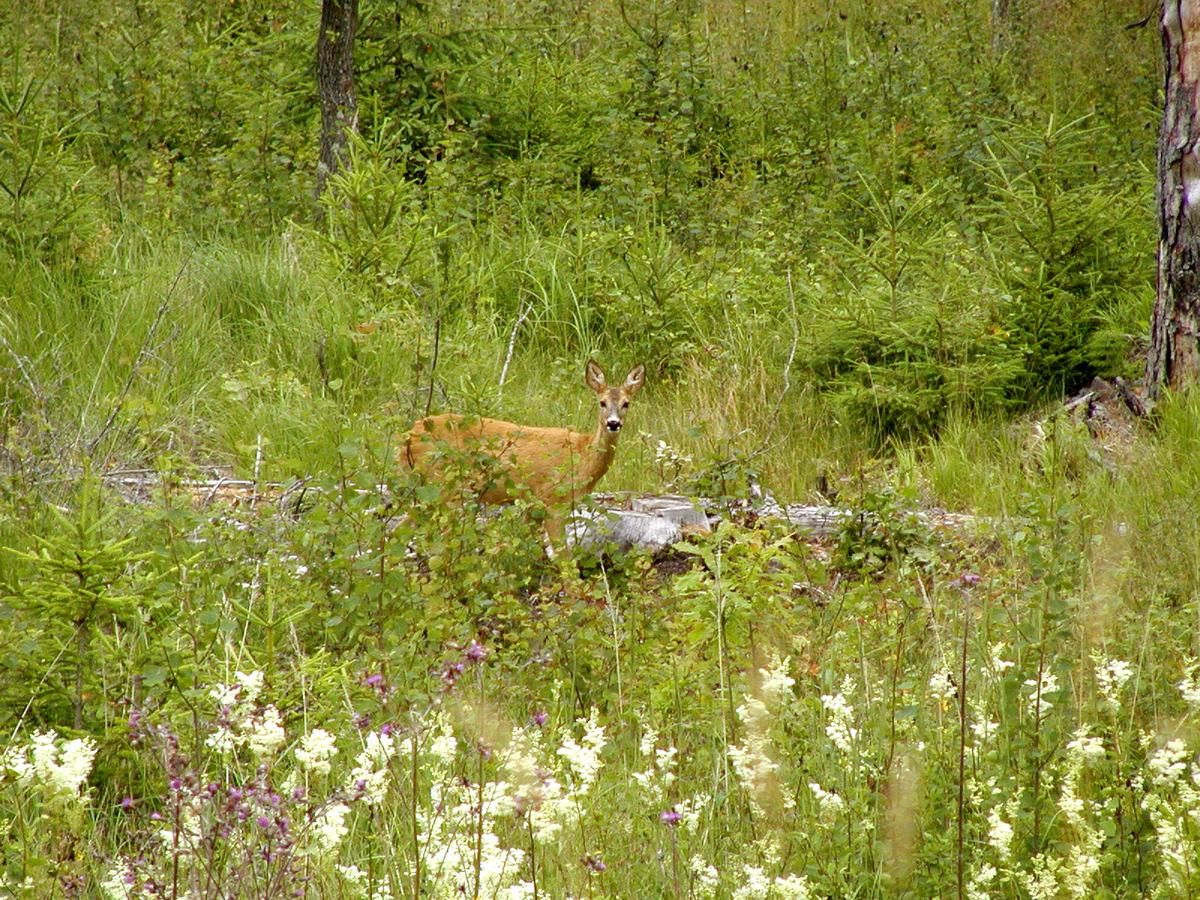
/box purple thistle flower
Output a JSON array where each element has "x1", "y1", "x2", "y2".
[
  {"x1": 958, "y1": 571, "x2": 982, "y2": 588},
  {"x1": 583, "y1": 855, "x2": 606, "y2": 873},
  {"x1": 257, "y1": 815, "x2": 272, "y2": 829},
  {"x1": 531, "y1": 709, "x2": 549, "y2": 727},
  {"x1": 120, "y1": 796, "x2": 135, "y2": 811},
  {"x1": 362, "y1": 672, "x2": 386, "y2": 696},
  {"x1": 168, "y1": 777, "x2": 182, "y2": 792},
  {"x1": 660, "y1": 809, "x2": 682, "y2": 826},
  {"x1": 465, "y1": 640, "x2": 487, "y2": 663}
]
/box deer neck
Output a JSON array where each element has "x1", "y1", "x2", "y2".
[{"x1": 577, "y1": 421, "x2": 620, "y2": 485}]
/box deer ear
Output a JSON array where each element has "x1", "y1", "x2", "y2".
[
  {"x1": 585, "y1": 360, "x2": 607, "y2": 393},
  {"x1": 623, "y1": 364, "x2": 646, "y2": 395}
]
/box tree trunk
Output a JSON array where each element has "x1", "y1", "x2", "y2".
[
  {"x1": 1149, "y1": 1, "x2": 1200, "y2": 397},
  {"x1": 316, "y1": 0, "x2": 359, "y2": 206},
  {"x1": 990, "y1": 0, "x2": 1012, "y2": 53}
]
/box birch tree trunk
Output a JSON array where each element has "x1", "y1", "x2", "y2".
[
  {"x1": 1149, "y1": 1, "x2": 1200, "y2": 397},
  {"x1": 315, "y1": 0, "x2": 359, "y2": 206}
]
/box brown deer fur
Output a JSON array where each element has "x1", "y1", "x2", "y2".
[{"x1": 400, "y1": 360, "x2": 645, "y2": 542}]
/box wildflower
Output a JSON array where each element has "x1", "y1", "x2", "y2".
[
  {"x1": 971, "y1": 716, "x2": 999, "y2": 744},
  {"x1": 1066, "y1": 728, "x2": 1105, "y2": 764},
  {"x1": 17, "y1": 730, "x2": 98, "y2": 800},
  {"x1": 295, "y1": 728, "x2": 338, "y2": 775},
  {"x1": 675, "y1": 794, "x2": 709, "y2": 832},
  {"x1": 987, "y1": 807, "x2": 1014, "y2": 860},
  {"x1": 557, "y1": 709, "x2": 606, "y2": 792},
  {"x1": 966, "y1": 864, "x2": 997, "y2": 900},
  {"x1": 821, "y1": 691, "x2": 858, "y2": 754},
  {"x1": 773, "y1": 874, "x2": 813, "y2": 899},
  {"x1": 1093, "y1": 655, "x2": 1134, "y2": 713},
  {"x1": 691, "y1": 856, "x2": 721, "y2": 899},
  {"x1": 734, "y1": 868, "x2": 811, "y2": 900},
  {"x1": 660, "y1": 808, "x2": 682, "y2": 826},
  {"x1": 809, "y1": 782, "x2": 845, "y2": 822},
  {"x1": 427, "y1": 717, "x2": 458, "y2": 768},
  {"x1": 732, "y1": 865, "x2": 772, "y2": 900},
  {"x1": 928, "y1": 670, "x2": 957, "y2": 703},
  {"x1": 205, "y1": 724, "x2": 237, "y2": 754},
  {"x1": 310, "y1": 802, "x2": 352, "y2": 855},
  {"x1": 1177, "y1": 660, "x2": 1200, "y2": 710},
  {"x1": 348, "y1": 729, "x2": 398, "y2": 804},
  {"x1": 1147, "y1": 739, "x2": 1191, "y2": 787},
  {"x1": 531, "y1": 710, "x2": 548, "y2": 727},
  {"x1": 728, "y1": 733, "x2": 780, "y2": 815},
  {"x1": 1023, "y1": 671, "x2": 1059, "y2": 718},
  {"x1": 583, "y1": 854, "x2": 606, "y2": 873},
  {"x1": 758, "y1": 654, "x2": 795, "y2": 707},
  {"x1": 633, "y1": 726, "x2": 678, "y2": 802},
  {"x1": 247, "y1": 705, "x2": 286, "y2": 757},
  {"x1": 236, "y1": 670, "x2": 265, "y2": 703},
  {"x1": 465, "y1": 640, "x2": 487, "y2": 663},
  {"x1": 989, "y1": 643, "x2": 1016, "y2": 673}
]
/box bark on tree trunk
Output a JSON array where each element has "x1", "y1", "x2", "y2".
[
  {"x1": 316, "y1": 0, "x2": 359, "y2": 207},
  {"x1": 1149, "y1": 1, "x2": 1200, "y2": 397},
  {"x1": 991, "y1": 0, "x2": 1012, "y2": 53}
]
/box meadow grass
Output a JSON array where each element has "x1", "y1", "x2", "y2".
[{"x1": 3, "y1": 0, "x2": 1195, "y2": 895}]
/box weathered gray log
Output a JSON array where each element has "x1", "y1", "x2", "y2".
[
  {"x1": 630, "y1": 495, "x2": 711, "y2": 532},
  {"x1": 99, "y1": 470, "x2": 984, "y2": 550},
  {"x1": 566, "y1": 508, "x2": 683, "y2": 551}
]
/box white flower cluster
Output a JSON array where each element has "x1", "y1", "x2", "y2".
[
  {"x1": 690, "y1": 856, "x2": 721, "y2": 899},
  {"x1": 1022, "y1": 671, "x2": 1059, "y2": 719},
  {"x1": 654, "y1": 439, "x2": 692, "y2": 465},
  {"x1": 821, "y1": 680, "x2": 859, "y2": 756},
  {"x1": 632, "y1": 725, "x2": 678, "y2": 805},
  {"x1": 729, "y1": 655, "x2": 795, "y2": 817},
  {"x1": 986, "y1": 806, "x2": 1014, "y2": 861},
  {"x1": 808, "y1": 782, "x2": 845, "y2": 822},
  {"x1": 989, "y1": 643, "x2": 1016, "y2": 674},
  {"x1": 1092, "y1": 655, "x2": 1133, "y2": 713},
  {"x1": 731, "y1": 864, "x2": 812, "y2": 900},
  {"x1": 348, "y1": 729, "x2": 399, "y2": 806},
  {"x1": 556, "y1": 707, "x2": 607, "y2": 793},
  {"x1": 1142, "y1": 750, "x2": 1200, "y2": 894},
  {"x1": 927, "y1": 670, "x2": 957, "y2": 703},
  {"x1": 310, "y1": 802, "x2": 353, "y2": 857},
  {"x1": 1, "y1": 730, "x2": 97, "y2": 801},
  {"x1": 336, "y1": 863, "x2": 393, "y2": 900},
  {"x1": 1177, "y1": 659, "x2": 1200, "y2": 710},
  {"x1": 205, "y1": 670, "x2": 286, "y2": 758},
  {"x1": 295, "y1": 728, "x2": 338, "y2": 776}
]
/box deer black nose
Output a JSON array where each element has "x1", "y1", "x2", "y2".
[{"x1": 606, "y1": 420, "x2": 622, "y2": 432}]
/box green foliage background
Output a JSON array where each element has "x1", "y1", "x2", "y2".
[
  {"x1": 8, "y1": 1, "x2": 1200, "y2": 897},
  {"x1": 0, "y1": 0, "x2": 1158, "y2": 475}
]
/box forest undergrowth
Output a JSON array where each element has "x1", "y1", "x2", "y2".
[{"x1": 4, "y1": 1, "x2": 1200, "y2": 896}]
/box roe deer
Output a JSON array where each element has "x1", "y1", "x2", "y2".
[{"x1": 401, "y1": 360, "x2": 646, "y2": 544}]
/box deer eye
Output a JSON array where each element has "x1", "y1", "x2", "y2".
[
  {"x1": 599, "y1": 400, "x2": 607, "y2": 408},
  {"x1": 621, "y1": 401, "x2": 629, "y2": 409}
]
